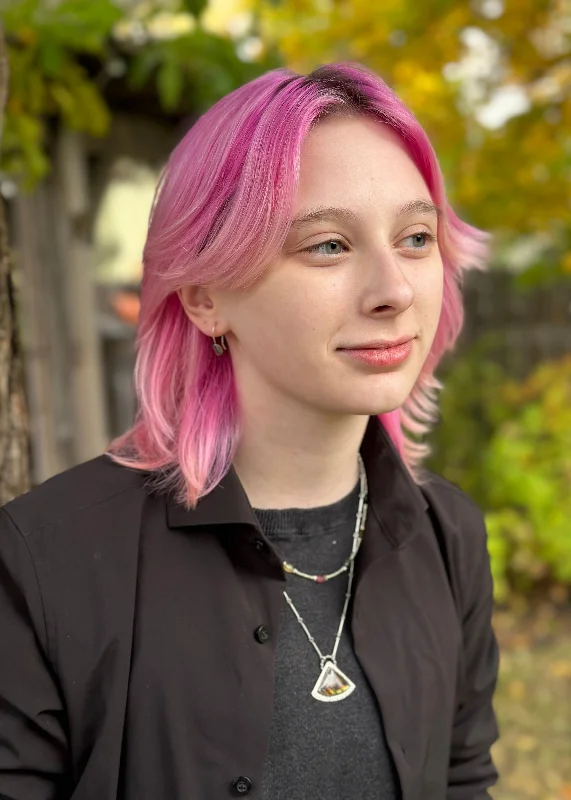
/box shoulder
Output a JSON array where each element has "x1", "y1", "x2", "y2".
[
  {"x1": 1, "y1": 455, "x2": 148, "y2": 539},
  {"x1": 420, "y1": 471, "x2": 486, "y2": 540},
  {"x1": 419, "y1": 470, "x2": 492, "y2": 614}
]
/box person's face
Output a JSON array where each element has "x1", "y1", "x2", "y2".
[{"x1": 183, "y1": 114, "x2": 444, "y2": 418}]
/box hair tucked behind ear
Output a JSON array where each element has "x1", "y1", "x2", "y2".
[{"x1": 107, "y1": 62, "x2": 488, "y2": 508}]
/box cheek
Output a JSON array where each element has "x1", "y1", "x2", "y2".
[
  {"x1": 242, "y1": 272, "x2": 345, "y2": 349},
  {"x1": 416, "y1": 261, "x2": 444, "y2": 323},
  {"x1": 232, "y1": 283, "x2": 318, "y2": 361}
]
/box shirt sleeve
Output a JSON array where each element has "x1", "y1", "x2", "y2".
[
  {"x1": 448, "y1": 505, "x2": 500, "y2": 799},
  {"x1": 0, "y1": 508, "x2": 72, "y2": 799}
]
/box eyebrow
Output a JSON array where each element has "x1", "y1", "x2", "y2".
[
  {"x1": 289, "y1": 206, "x2": 358, "y2": 230},
  {"x1": 289, "y1": 199, "x2": 441, "y2": 230},
  {"x1": 398, "y1": 200, "x2": 441, "y2": 218}
]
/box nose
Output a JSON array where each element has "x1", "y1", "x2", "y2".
[{"x1": 360, "y1": 245, "x2": 415, "y2": 318}]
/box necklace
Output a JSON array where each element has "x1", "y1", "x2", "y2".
[
  {"x1": 282, "y1": 455, "x2": 368, "y2": 702},
  {"x1": 281, "y1": 455, "x2": 367, "y2": 583}
]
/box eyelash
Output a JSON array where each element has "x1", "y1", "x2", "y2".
[{"x1": 303, "y1": 230, "x2": 438, "y2": 257}]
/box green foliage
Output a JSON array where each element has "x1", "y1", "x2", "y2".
[
  {"x1": 427, "y1": 334, "x2": 509, "y2": 502},
  {"x1": 181, "y1": 0, "x2": 208, "y2": 18},
  {"x1": 1, "y1": 0, "x2": 279, "y2": 186},
  {"x1": 257, "y1": 0, "x2": 571, "y2": 280},
  {"x1": 430, "y1": 349, "x2": 571, "y2": 605},
  {"x1": 129, "y1": 28, "x2": 277, "y2": 114},
  {"x1": 483, "y1": 357, "x2": 571, "y2": 603},
  {"x1": 1, "y1": 0, "x2": 122, "y2": 184},
  {"x1": 2, "y1": 0, "x2": 124, "y2": 52}
]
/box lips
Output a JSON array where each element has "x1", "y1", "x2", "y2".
[
  {"x1": 337, "y1": 337, "x2": 415, "y2": 368},
  {"x1": 339, "y1": 336, "x2": 415, "y2": 351}
]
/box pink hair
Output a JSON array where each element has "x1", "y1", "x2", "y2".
[{"x1": 108, "y1": 63, "x2": 488, "y2": 507}]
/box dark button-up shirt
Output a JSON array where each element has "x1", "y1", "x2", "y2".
[{"x1": 0, "y1": 420, "x2": 499, "y2": 799}]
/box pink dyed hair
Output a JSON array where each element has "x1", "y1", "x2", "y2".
[{"x1": 108, "y1": 63, "x2": 488, "y2": 507}]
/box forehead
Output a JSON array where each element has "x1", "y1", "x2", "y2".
[{"x1": 295, "y1": 114, "x2": 430, "y2": 212}]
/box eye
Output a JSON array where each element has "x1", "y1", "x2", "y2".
[
  {"x1": 398, "y1": 231, "x2": 437, "y2": 250},
  {"x1": 304, "y1": 239, "x2": 348, "y2": 257}
]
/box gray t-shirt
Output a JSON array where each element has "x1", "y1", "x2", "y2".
[{"x1": 255, "y1": 483, "x2": 400, "y2": 800}]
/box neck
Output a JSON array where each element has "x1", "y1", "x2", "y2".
[{"x1": 232, "y1": 389, "x2": 369, "y2": 510}]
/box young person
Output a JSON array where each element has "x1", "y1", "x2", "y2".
[{"x1": 0, "y1": 63, "x2": 499, "y2": 799}]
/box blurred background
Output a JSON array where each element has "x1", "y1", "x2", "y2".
[{"x1": 0, "y1": 0, "x2": 569, "y2": 796}]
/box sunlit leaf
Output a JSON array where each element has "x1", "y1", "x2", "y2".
[{"x1": 156, "y1": 57, "x2": 185, "y2": 111}]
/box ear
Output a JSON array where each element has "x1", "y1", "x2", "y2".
[{"x1": 178, "y1": 285, "x2": 229, "y2": 337}]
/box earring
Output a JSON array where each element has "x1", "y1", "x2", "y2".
[{"x1": 212, "y1": 325, "x2": 227, "y2": 356}]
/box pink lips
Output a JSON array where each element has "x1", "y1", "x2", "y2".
[{"x1": 339, "y1": 338, "x2": 414, "y2": 367}]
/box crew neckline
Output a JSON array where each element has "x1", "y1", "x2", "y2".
[{"x1": 253, "y1": 480, "x2": 360, "y2": 537}]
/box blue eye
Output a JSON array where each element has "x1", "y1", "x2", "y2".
[
  {"x1": 401, "y1": 232, "x2": 436, "y2": 249},
  {"x1": 305, "y1": 239, "x2": 347, "y2": 256}
]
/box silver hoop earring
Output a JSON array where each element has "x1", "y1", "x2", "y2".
[{"x1": 212, "y1": 325, "x2": 227, "y2": 357}]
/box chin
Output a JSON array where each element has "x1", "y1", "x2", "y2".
[
  {"x1": 348, "y1": 398, "x2": 407, "y2": 417},
  {"x1": 341, "y1": 373, "x2": 418, "y2": 416},
  {"x1": 323, "y1": 392, "x2": 411, "y2": 418}
]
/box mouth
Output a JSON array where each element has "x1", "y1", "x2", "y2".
[{"x1": 337, "y1": 336, "x2": 415, "y2": 367}]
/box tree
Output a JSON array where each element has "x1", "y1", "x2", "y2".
[
  {"x1": 256, "y1": 0, "x2": 571, "y2": 277},
  {"x1": 0, "y1": 0, "x2": 278, "y2": 492},
  {"x1": 0, "y1": 24, "x2": 31, "y2": 504},
  {"x1": 0, "y1": 0, "x2": 279, "y2": 186}
]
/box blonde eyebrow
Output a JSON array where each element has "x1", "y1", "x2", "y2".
[
  {"x1": 289, "y1": 206, "x2": 359, "y2": 230},
  {"x1": 396, "y1": 200, "x2": 441, "y2": 218},
  {"x1": 289, "y1": 200, "x2": 441, "y2": 231}
]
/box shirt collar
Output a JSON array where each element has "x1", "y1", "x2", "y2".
[
  {"x1": 360, "y1": 416, "x2": 429, "y2": 548},
  {"x1": 166, "y1": 416, "x2": 428, "y2": 548},
  {"x1": 166, "y1": 463, "x2": 257, "y2": 529}
]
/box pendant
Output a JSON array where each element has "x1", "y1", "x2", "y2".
[{"x1": 311, "y1": 660, "x2": 356, "y2": 703}]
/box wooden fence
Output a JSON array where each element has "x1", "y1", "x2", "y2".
[{"x1": 460, "y1": 271, "x2": 571, "y2": 376}]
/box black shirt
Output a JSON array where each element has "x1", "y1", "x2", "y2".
[{"x1": 0, "y1": 418, "x2": 499, "y2": 799}]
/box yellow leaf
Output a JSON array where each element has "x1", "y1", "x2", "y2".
[
  {"x1": 507, "y1": 680, "x2": 526, "y2": 700},
  {"x1": 515, "y1": 734, "x2": 538, "y2": 752},
  {"x1": 550, "y1": 660, "x2": 571, "y2": 679}
]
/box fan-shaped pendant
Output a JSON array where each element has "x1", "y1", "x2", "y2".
[{"x1": 311, "y1": 661, "x2": 356, "y2": 702}]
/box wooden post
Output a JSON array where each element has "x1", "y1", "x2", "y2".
[
  {"x1": 53, "y1": 128, "x2": 109, "y2": 463},
  {"x1": 11, "y1": 186, "x2": 66, "y2": 483}
]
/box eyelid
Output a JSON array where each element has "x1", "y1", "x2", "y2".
[
  {"x1": 302, "y1": 237, "x2": 349, "y2": 254},
  {"x1": 397, "y1": 229, "x2": 437, "y2": 246},
  {"x1": 399, "y1": 223, "x2": 436, "y2": 236}
]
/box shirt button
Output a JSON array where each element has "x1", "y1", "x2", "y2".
[
  {"x1": 231, "y1": 776, "x2": 252, "y2": 795},
  {"x1": 252, "y1": 538, "x2": 269, "y2": 555},
  {"x1": 254, "y1": 624, "x2": 271, "y2": 644}
]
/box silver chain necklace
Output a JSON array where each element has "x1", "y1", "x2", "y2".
[
  {"x1": 282, "y1": 454, "x2": 368, "y2": 703},
  {"x1": 282, "y1": 532, "x2": 360, "y2": 583}
]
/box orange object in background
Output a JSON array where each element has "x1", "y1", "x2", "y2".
[{"x1": 111, "y1": 291, "x2": 140, "y2": 326}]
